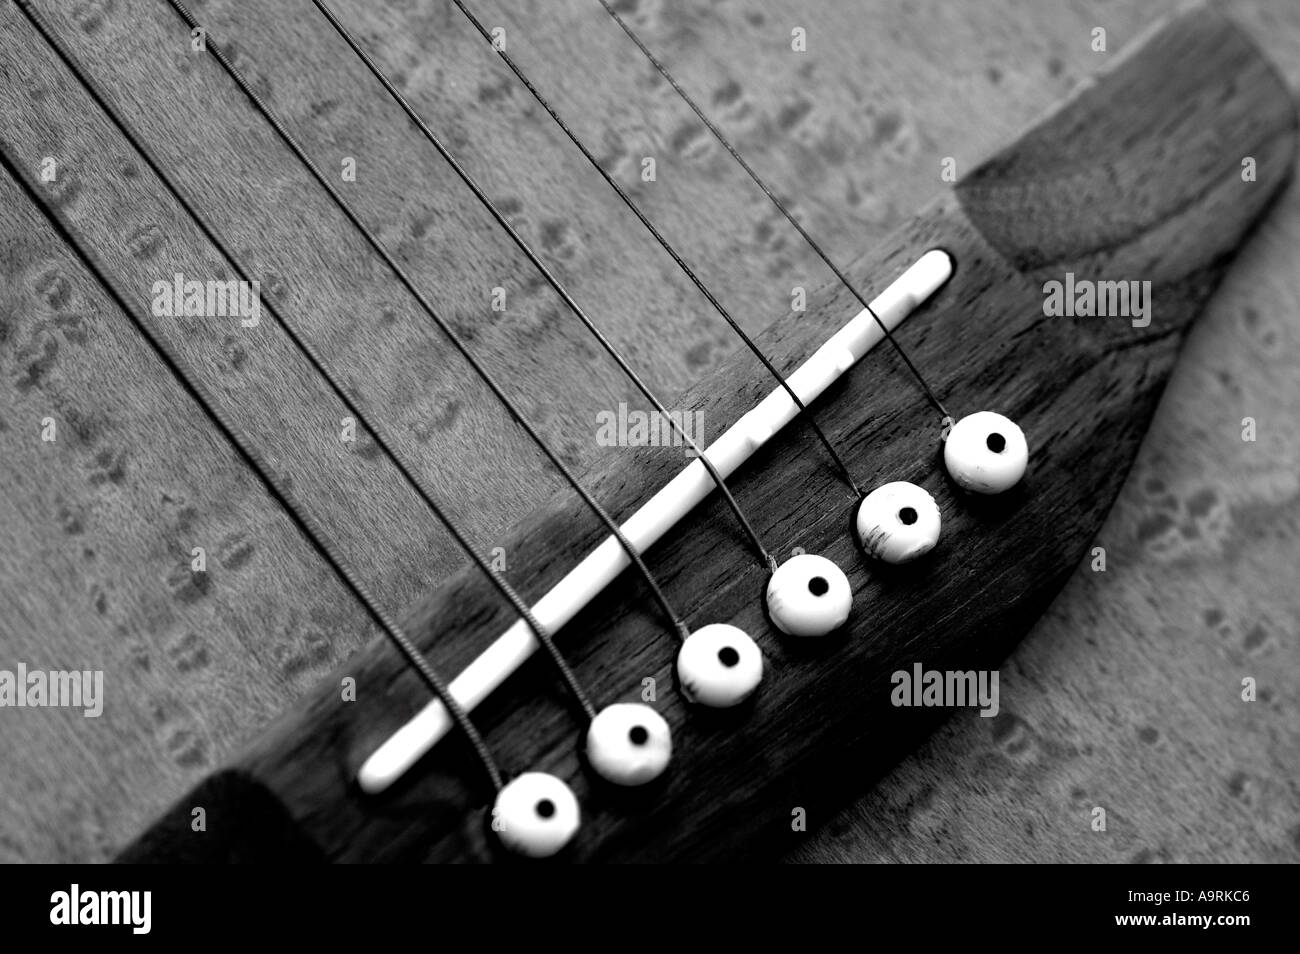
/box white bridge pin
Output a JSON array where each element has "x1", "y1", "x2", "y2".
[
  {"x1": 492, "y1": 772, "x2": 580, "y2": 858},
  {"x1": 357, "y1": 250, "x2": 956, "y2": 794},
  {"x1": 586, "y1": 703, "x2": 672, "y2": 786},
  {"x1": 677, "y1": 623, "x2": 763, "y2": 707},
  {"x1": 766, "y1": 553, "x2": 852, "y2": 637},
  {"x1": 943, "y1": 411, "x2": 1028, "y2": 494},
  {"x1": 856, "y1": 481, "x2": 941, "y2": 563}
]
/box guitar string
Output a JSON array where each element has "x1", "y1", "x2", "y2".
[
  {"x1": 444, "y1": 0, "x2": 952, "y2": 483},
  {"x1": 161, "y1": 0, "x2": 774, "y2": 579},
  {"x1": 19, "y1": 6, "x2": 693, "y2": 675},
  {"x1": 453, "y1": 0, "x2": 950, "y2": 426},
  {"x1": 16, "y1": 0, "x2": 670, "y2": 737},
  {"x1": 13, "y1": 2, "x2": 935, "y2": 827},
  {"x1": 249, "y1": 1, "x2": 774, "y2": 574},
  {"x1": 315, "y1": 1, "x2": 865, "y2": 504},
  {"x1": 149, "y1": 0, "x2": 746, "y2": 731},
  {"x1": 593, "y1": 0, "x2": 951, "y2": 422},
  {"x1": 0, "y1": 138, "x2": 504, "y2": 793}
]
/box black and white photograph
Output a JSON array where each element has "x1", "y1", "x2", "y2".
[{"x1": 0, "y1": 0, "x2": 1296, "y2": 919}]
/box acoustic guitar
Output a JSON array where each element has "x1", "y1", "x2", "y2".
[{"x1": 0, "y1": 0, "x2": 1295, "y2": 864}]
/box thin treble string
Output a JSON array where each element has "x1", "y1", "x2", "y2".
[
  {"x1": 27, "y1": 0, "x2": 598, "y2": 729},
  {"x1": 0, "y1": 138, "x2": 504, "y2": 793},
  {"x1": 595, "y1": 0, "x2": 951, "y2": 421},
  {"x1": 303, "y1": 0, "x2": 776, "y2": 571},
  {"x1": 444, "y1": 0, "x2": 875, "y2": 497}
]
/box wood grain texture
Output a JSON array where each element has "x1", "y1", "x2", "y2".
[
  {"x1": 0, "y1": 0, "x2": 1297, "y2": 862},
  {"x1": 119, "y1": 4, "x2": 1295, "y2": 862}
]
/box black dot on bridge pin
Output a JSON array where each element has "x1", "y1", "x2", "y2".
[
  {"x1": 628, "y1": 725, "x2": 649, "y2": 746},
  {"x1": 807, "y1": 575, "x2": 829, "y2": 597},
  {"x1": 898, "y1": 507, "x2": 918, "y2": 525},
  {"x1": 986, "y1": 432, "x2": 1007, "y2": 453},
  {"x1": 717, "y1": 645, "x2": 740, "y2": 668},
  {"x1": 535, "y1": 799, "x2": 555, "y2": 819}
]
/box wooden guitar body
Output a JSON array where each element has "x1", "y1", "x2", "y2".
[{"x1": 0, "y1": 0, "x2": 1294, "y2": 863}]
